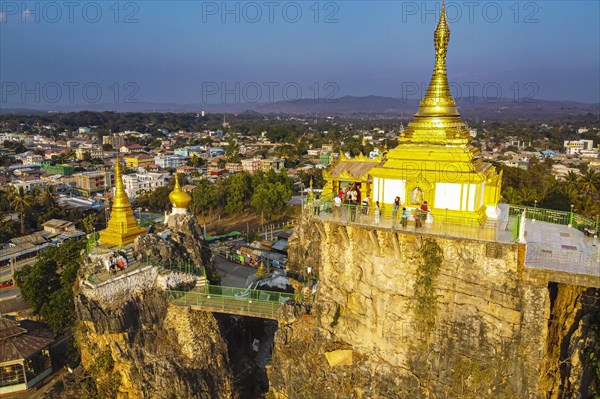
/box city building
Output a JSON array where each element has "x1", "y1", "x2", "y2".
[
  {"x1": 42, "y1": 164, "x2": 75, "y2": 176},
  {"x1": 322, "y1": 7, "x2": 502, "y2": 224},
  {"x1": 119, "y1": 143, "x2": 143, "y2": 153},
  {"x1": 154, "y1": 155, "x2": 186, "y2": 169},
  {"x1": 260, "y1": 158, "x2": 285, "y2": 173},
  {"x1": 564, "y1": 140, "x2": 595, "y2": 155},
  {"x1": 122, "y1": 172, "x2": 168, "y2": 200},
  {"x1": 75, "y1": 148, "x2": 104, "y2": 160},
  {"x1": 9, "y1": 179, "x2": 47, "y2": 192},
  {"x1": 25, "y1": 154, "x2": 44, "y2": 165},
  {"x1": 226, "y1": 162, "x2": 243, "y2": 173},
  {"x1": 124, "y1": 153, "x2": 155, "y2": 169},
  {"x1": 72, "y1": 170, "x2": 114, "y2": 197},
  {"x1": 242, "y1": 158, "x2": 262, "y2": 174},
  {"x1": 98, "y1": 157, "x2": 147, "y2": 247}
]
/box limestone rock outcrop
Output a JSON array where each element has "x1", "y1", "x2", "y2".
[
  {"x1": 271, "y1": 217, "x2": 599, "y2": 398},
  {"x1": 134, "y1": 213, "x2": 212, "y2": 271},
  {"x1": 75, "y1": 287, "x2": 235, "y2": 399}
]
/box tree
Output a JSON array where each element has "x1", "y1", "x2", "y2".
[
  {"x1": 225, "y1": 134, "x2": 241, "y2": 163},
  {"x1": 225, "y1": 174, "x2": 247, "y2": 215},
  {"x1": 501, "y1": 187, "x2": 521, "y2": 205},
  {"x1": 189, "y1": 154, "x2": 206, "y2": 168},
  {"x1": 14, "y1": 239, "x2": 85, "y2": 333},
  {"x1": 250, "y1": 182, "x2": 292, "y2": 221},
  {"x1": 191, "y1": 182, "x2": 217, "y2": 223},
  {"x1": 579, "y1": 168, "x2": 600, "y2": 196},
  {"x1": 39, "y1": 185, "x2": 58, "y2": 209},
  {"x1": 81, "y1": 213, "x2": 97, "y2": 234},
  {"x1": 9, "y1": 186, "x2": 32, "y2": 235}
]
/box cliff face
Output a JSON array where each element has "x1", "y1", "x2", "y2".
[
  {"x1": 271, "y1": 217, "x2": 597, "y2": 398},
  {"x1": 70, "y1": 213, "x2": 235, "y2": 399},
  {"x1": 74, "y1": 268, "x2": 235, "y2": 399}
]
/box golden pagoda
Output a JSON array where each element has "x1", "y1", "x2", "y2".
[
  {"x1": 323, "y1": 2, "x2": 502, "y2": 224},
  {"x1": 169, "y1": 173, "x2": 192, "y2": 214},
  {"x1": 99, "y1": 156, "x2": 147, "y2": 247}
]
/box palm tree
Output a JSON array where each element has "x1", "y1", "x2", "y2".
[
  {"x1": 563, "y1": 170, "x2": 579, "y2": 185},
  {"x1": 576, "y1": 195, "x2": 600, "y2": 218},
  {"x1": 502, "y1": 187, "x2": 521, "y2": 205},
  {"x1": 39, "y1": 185, "x2": 58, "y2": 208},
  {"x1": 517, "y1": 188, "x2": 539, "y2": 206},
  {"x1": 9, "y1": 187, "x2": 32, "y2": 235},
  {"x1": 578, "y1": 168, "x2": 600, "y2": 195}
]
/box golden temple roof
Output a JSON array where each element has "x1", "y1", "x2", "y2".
[{"x1": 169, "y1": 173, "x2": 192, "y2": 209}]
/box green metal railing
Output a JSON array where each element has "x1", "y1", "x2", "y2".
[
  {"x1": 307, "y1": 199, "x2": 598, "y2": 238},
  {"x1": 509, "y1": 205, "x2": 599, "y2": 235},
  {"x1": 166, "y1": 286, "x2": 294, "y2": 319},
  {"x1": 306, "y1": 200, "x2": 517, "y2": 243},
  {"x1": 204, "y1": 284, "x2": 294, "y2": 303}
]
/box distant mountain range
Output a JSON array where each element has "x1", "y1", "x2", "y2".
[{"x1": 1, "y1": 96, "x2": 598, "y2": 120}]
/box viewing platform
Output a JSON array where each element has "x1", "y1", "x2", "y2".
[
  {"x1": 307, "y1": 200, "x2": 600, "y2": 284},
  {"x1": 167, "y1": 286, "x2": 294, "y2": 320}
]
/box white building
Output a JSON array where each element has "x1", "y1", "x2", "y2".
[
  {"x1": 154, "y1": 155, "x2": 186, "y2": 169},
  {"x1": 564, "y1": 140, "x2": 595, "y2": 155},
  {"x1": 122, "y1": 172, "x2": 169, "y2": 200},
  {"x1": 10, "y1": 179, "x2": 47, "y2": 192}
]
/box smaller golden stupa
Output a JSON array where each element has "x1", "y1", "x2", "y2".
[
  {"x1": 99, "y1": 156, "x2": 147, "y2": 247},
  {"x1": 169, "y1": 173, "x2": 192, "y2": 214}
]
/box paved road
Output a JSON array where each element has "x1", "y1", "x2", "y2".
[
  {"x1": 1, "y1": 256, "x2": 36, "y2": 281},
  {"x1": 213, "y1": 255, "x2": 256, "y2": 288}
]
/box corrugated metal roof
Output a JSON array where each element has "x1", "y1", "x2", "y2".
[
  {"x1": 0, "y1": 317, "x2": 54, "y2": 364},
  {"x1": 328, "y1": 161, "x2": 383, "y2": 181},
  {"x1": 10, "y1": 232, "x2": 48, "y2": 246}
]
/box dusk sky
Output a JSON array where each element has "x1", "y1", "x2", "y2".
[{"x1": 1, "y1": 1, "x2": 599, "y2": 108}]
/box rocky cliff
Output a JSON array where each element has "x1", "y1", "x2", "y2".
[
  {"x1": 75, "y1": 284, "x2": 235, "y2": 399},
  {"x1": 270, "y1": 216, "x2": 599, "y2": 398},
  {"x1": 67, "y1": 214, "x2": 236, "y2": 399}
]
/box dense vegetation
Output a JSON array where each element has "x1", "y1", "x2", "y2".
[
  {"x1": 135, "y1": 169, "x2": 294, "y2": 222},
  {"x1": 14, "y1": 239, "x2": 86, "y2": 333},
  {"x1": 0, "y1": 185, "x2": 105, "y2": 241},
  {"x1": 497, "y1": 158, "x2": 600, "y2": 217}
]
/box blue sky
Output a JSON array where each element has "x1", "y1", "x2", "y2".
[{"x1": 1, "y1": 1, "x2": 599, "y2": 106}]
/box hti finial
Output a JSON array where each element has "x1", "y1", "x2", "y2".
[{"x1": 434, "y1": 1, "x2": 450, "y2": 66}]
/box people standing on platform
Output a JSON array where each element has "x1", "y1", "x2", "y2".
[
  {"x1": 414, "y1": 208, "x2": 422, "y2": 228},
  {"x1": 401, "y1": 207, "x2": 409, "y2": 228},
  {"x1": 392, "y1": 196, "x2": 400, "y2": 217},
  {"x1": 349, "y1": 184, "x2": 358, "y2": 222},
  {"x1": 334, "y1": 195, "x2": 342, "y2": 217},
  {"x1": 374, "y1": 201, "x2": 381, "y2": 225},
  {"x1": 313, "y1": 195, "x2": 321, "y2": 216},
  {"x1": 420, "y1": 201, "x2": 429, "y2": 225},
  {"x1": 362, "y1": 196, "x2": 369, "y2": 218}
]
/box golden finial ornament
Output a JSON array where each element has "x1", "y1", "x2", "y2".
[
  {"x1": 415, "y1": 1, "x2": 459, "y2": 118},
  {"x1": 169, "y1": 172, "x2": 192, "y2": 210},
  {"x1": 112, "y1": 155, "x2": 130, "y2": 209}
]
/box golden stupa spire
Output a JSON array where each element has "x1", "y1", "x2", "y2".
[
  {"x1": 99, "y1": 155, "x2": 146, "y2": 247},
  {"x1": 112, "y1": 155, "x2": 130, "y2": 209},
  {"x1": 415, "y1": 1, "x2": 459, "y2": 118}
]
